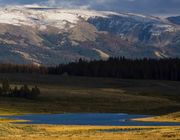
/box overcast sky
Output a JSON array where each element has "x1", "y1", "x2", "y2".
[{"x1": 0, "y1": 0, "x2": 179, "y2": 15}]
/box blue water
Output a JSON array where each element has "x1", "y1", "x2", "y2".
[{"x1": 2, "y1": 113, "x2": 180, "y2": 126}]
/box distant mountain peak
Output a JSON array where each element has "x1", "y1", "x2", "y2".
[
  {"x1": 0, "y1": 6, "x2": 179, "y2": 65},
  {"x1": 0, "y1": 6, "x2": 164, "y2": 29}
]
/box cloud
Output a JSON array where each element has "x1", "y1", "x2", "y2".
[{"x1": 0, "y1": 0, "x2": 179, "y2": 14}]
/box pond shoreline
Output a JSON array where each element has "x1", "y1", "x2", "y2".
[{"x1": 1, "y1": 113, "x2": 180, "y2": 126}]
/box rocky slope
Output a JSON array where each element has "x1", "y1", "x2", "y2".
[
  {"x1": 0, "y1": 6, "x2": 179, "y2": 65},
  {"x1": 167, "y1": 16, "x2": 180, "y2": 25}
]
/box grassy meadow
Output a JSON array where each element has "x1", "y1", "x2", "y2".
[
  {"x1": 0, "y1": 124, "x2": 179, "y2": 140},
  {"x1": 0, "y1": 73, "x2": 180, "y2": 140},
  {"x1": 0, "y1": 112, "x2": 179, "y2": 140},
  {"x1": 0, "y1": 73, "x2": 179, "y2": 115}
]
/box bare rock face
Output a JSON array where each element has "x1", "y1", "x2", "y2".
[{"x1": 0, "y1": 6, "x2": 179, "y2": 65}]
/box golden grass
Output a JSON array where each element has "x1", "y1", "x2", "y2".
[
  {"x1": 0, "y1": 124, "x2": 179, "y2": 140},
  {"x1": 0, "y1": 112, "x2": 180, "y2": 140},
  {"x1": 0, "y1": 118, "x2": 28, "y2": 123},
  {"x1": 0, "y1": 75, "x2": 179, "y2": 139},
  {"x1": 134, "y1": 112, "x2": 180, "y2": 122}
]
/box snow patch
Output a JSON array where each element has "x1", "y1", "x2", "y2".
[
  {"x1": 154, "y1": 51, "x2": 168, "y2": 58},
  {"x1": 93, "y1": 48, "x2": 109, "y2": 60},
  {"x1": 0, "y1": 6, "x2": 112, "y2": 29},
  {"x1": 12, "y1": 50, "x2": 41, "y2": 66},
  {"x1": 0, "y1": 6, "x2": 177, "y2": 35}
]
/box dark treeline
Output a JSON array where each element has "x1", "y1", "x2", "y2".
[
  {"x1": 49, "y1": 57, "x2": 180, "y2": 81},
  {"x1": 0, "y1": 63, "x2": 48, "y2": 74},
  {"x1": 1, "y1": 57, "x2": 180, "y2": 81},
  {"x1": 0, "y1": 80, "x2": 41, "y2": 99}
]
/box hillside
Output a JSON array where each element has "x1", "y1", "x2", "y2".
[
  {"x1": 0, "y1": 6, "x2": 179, "y2": 65},
  {"x1": 0, "y1": 74, "x2": 179, "y2": 115}
]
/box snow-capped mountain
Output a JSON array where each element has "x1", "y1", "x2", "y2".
[
  {"x1": 167, "y1": 16, "x2": 180, "y2": 25},
  {"x1": 0, "y1": 6, "x2": 179, "y2": 65}
]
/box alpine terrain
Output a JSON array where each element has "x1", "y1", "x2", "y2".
[{"x1": 0, "y1": 6, "x2": 180, "y2": 65}]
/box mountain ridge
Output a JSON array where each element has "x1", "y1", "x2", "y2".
[{"x1": 0, "y1": 6, "x2": 179, "y2": 65}]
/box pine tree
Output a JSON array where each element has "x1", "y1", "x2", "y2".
[
  {"x1": 2, "y1": 79, "x2": 10, "y2": 95},
  {"x1": 30, "y1": 86, "x2": 41, "y2": 99}
]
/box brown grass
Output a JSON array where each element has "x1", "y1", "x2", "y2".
[
  {"x1": 0, "y1": 124, "x2": 179, "y2": 140},
  {"x1": 134, "y1": 112, "x2": 180, "y2": 122},
  {"x1": 0, "y1": 74, "x2": 179, "y2": 115}
]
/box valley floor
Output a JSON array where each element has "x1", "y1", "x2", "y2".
[
  {"x1": 0, "y1": 74, "x2": 180, "y2": 139},
  {"x1": 0, "y1": 73, "x2": 180, "y2": 115},
  {"x1": 0, "y1": 112, "x2": 179, "y2": 140},
  {"x1": 0, "y1": 124, "x2": 179, "y2": 140}
]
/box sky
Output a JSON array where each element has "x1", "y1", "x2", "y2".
[{"x1": 0, "y1": 0, "x2": 179, "y2": 15}]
